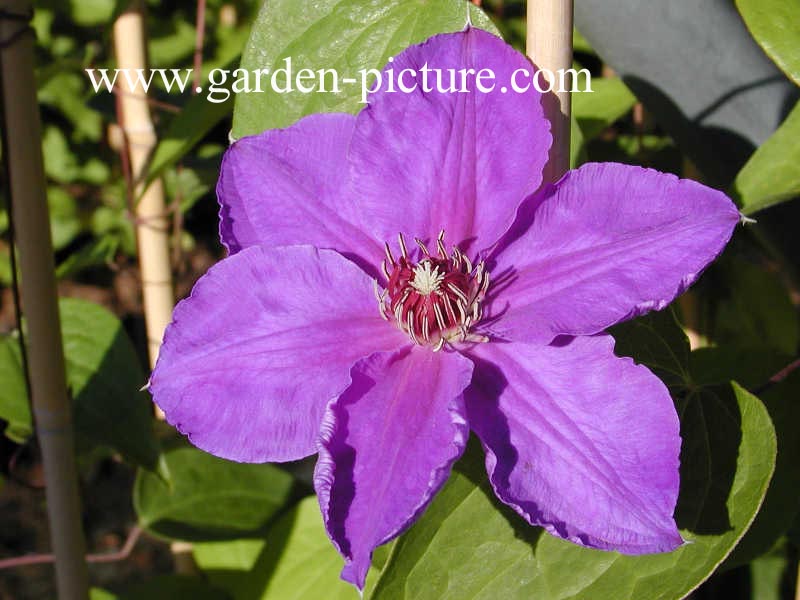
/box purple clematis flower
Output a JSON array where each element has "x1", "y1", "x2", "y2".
[{"x1": 150, "y1": 27, "x2": 740, "y2": 591}]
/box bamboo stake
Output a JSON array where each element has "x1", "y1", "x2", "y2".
[
  {"x1": 112, "y1": 0, "x2": 198, "y2": 575},
  {"x1": 0, "y1": 1, "x2": 89, "y2": 598},
  {"x1": 526, "y1": 0, "x2": 574, "y2": 182},
  {"x1": 113, "y1": 1, "x2": 174, "y2": 371}
]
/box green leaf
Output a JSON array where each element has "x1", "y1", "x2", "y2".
[
  {"x1": 0, "y1": 335, "x2": 31, "y2": 443},
  {"x1": 689, "y1": 346, "x2": 789, "y2": 390},
  {"x1": 725, "y1": 369, "x2": 800, "y2": 566},
  {"x1": 232, "y1": 0, "x2": 498, "y2": 138},
  {"x1": 48, "y1": 187, "x2": 82, "y2": 251},
  {"x1": 134, "y1": 445, "x2": 294, "y2": 541},
  {"x1": 570, "y1": 111, "x2": 586, "y2": 168},
  {"x1": 194, "y1": 496, "x2": 365, "y2": 600},
  {"x1": 0, "y1": 299, "x2": 159, "y2": 465},
  {"x1": 609, "y1": 308, "x2": 692, "y2": 392},
  {"x1": 149, "y1": 18, "x2": 197, "y2": 67},
  {"x1": 42, "y1": 125, "x2": 110, "y2": 185},
  {"x1": 733, "y1": 101, "x2": 800, "y2": 214},
  {"x1": 735, "y1": 0, "x2": 800, "y2": 86},
  {"x1": 59, "y1": 298, "x2": 159, "y2": 469},
  {"x1": 749, "y1": 546, "x2": 790, "y2": 600},
  {"x1": 710, "y1": 257, "x2": 799, "y2": 354},
  {"x1": 38, "y1": 71, "x2": 103, "y2": 142},
  {"x1": 371, "y1": 384, "x2": 776, "y2": 599},
  {"x1": 573, "y1": 76, "x2": 636, "y2": 140},
  {"x1": 69, "y1": 0, "x2": 116, "y2": 27},
  {"x1": 144, "y1": 90, "x2": 232, "y2": 192},
  {"x1": 56, "y1": 235, "x2": 120, "y2": 279},
  {"x1": 163, "y1": 159, "x2": 219, "y2": 213}
]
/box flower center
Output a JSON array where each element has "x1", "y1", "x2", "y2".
[{"x1": 375, "y1": 231, "x2": 490, "y2": 351}]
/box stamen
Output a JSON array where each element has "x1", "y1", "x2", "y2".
[
  {"x1": 398, "y1": 233, "x2": 408, "y2": 260},
  {"x1": 447, "y1": 282, "x2": 469, "y2": 304},
  {"x1": 407, "y1": 310, "x2": 418, "y2": 344},
  {"x1": 377, "y1": 231, "x2": 490, "y2": 350},
  {"x1": 437, "y1": 230, "x2": 447, "y2": 259}
]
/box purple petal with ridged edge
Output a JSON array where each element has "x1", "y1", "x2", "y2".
[
  {"x1": 464, "y1": 335, "x2": 683, "y2": 553},
  {"x1": 315, "y1": 346, "x2": 473, "y2": 590},
  {"x1": 486, "y1": 162, "x2": 740, "y2": 343},
  {"x1": 349, "y1": 27, "x2": 551, "y2": 254},
  {"x1": 150, "y1": 245, "x2": 406, "y2": 463},
  {"x1": 217, "y1": 112, "x2": 383, "y2": 267}
]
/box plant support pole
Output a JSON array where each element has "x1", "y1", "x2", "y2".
[
  {"x1": 527, "y1": 0, "x2": 573, "y2": 182},
  {"x1": 114, "y1": 1, "x2": 174, "y2": 370},
  {"x1": 0, "y1": 1, "x2": 90, "y2": 598}
]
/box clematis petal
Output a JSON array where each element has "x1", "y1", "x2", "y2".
[
  {"x1": 464, "y1": 335, "x2": 683, "y2": 553},
  {"x1": 150, "y1": 245, "x2": 406, "y2": 463},
  {"x1": 487, "y1": 162, "x2": 740, "y2": 343},
  {"x1": 217, "y1": 112, "x2": 383, "y2": 265},
  {"x1": 315, "y1": 346, "x2": 473, "y2": 590},
  {"x1": 349, "y1": 27, "x2": 551, "y2": 253}
]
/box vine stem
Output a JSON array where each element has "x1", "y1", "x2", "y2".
[
  {"x1": 0, "y1": 527, "x2": 143, "y2": 570},
  {"x1": 526, "y1": 0, "x2": 574, "y2": 182},
  {"x1": 0, "y1": 1, "x2": 89, "y2": 598},
  {"x1": 192, "y1": 0, "x2": 206, "y2": 93}
]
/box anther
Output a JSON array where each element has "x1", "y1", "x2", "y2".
[
  {"x1": 398, "y1": 233, "x2": 408, "y2": 260},
  {"x1": 384, "y1": 242, "x2": 395, "y2": 266}
]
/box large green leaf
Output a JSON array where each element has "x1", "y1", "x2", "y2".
[
  {"x1": 194, "y1": 496, "x2": 364, "y2": 600},
  {"x1": 134, "y1": 445, "x2": 294, "y2": 541},
  {"x1": 733, "y1": 101, "x2": 800, "y2": 215},
  {"x1": 0, "y1": 335, "x2": 31, "y2": 443},
  {"x1": 60, "y1": 298, "x2": 159, "y2": 469},
  {"x1": 725, "y1": 369, "x2": 800, "y2": 566},
  {"x1": 370, "y1": 384, "x2": 776, "y2": 599},
  {"x1": 0, "y1": 299, "x2": 158, "y2": 468},
  {"x1": 232, "y1": 0, "x2": 497, "y2": 138},
  {"x1": 735, "y1": 0, "x2": 800, "y2": 86}
]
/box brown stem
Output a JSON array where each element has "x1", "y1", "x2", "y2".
[
  {"x1": 192, "y1": 0, "x2": 207, "y2": 93},
  {"x1": 0, "y1": 527, "x2": 143, "y2": 570},
  {"x1": 113, "y1": 87, "x2": 182, "y2": 114}
]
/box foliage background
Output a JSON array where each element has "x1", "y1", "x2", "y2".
[{"x1": 0, "y1": 0, "x2": 798, "y2": 598}]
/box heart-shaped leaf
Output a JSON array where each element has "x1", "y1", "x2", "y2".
[
  {"x1": 232, "y1": 0, "x2": 497, "y2": 138},
  {"x1": 134, "y1": 444, "x2": 294, "y2": 541},
  {"x1": 370, "y1": 383, "x2": 776, "y2": 599}
]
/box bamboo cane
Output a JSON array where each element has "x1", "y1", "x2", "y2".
[
  {"x1": 113, "y1": 1, "x2": 174, "y2": 371},
  {"x1": 112, "y1": 1, "x2": 199, "y2": 574},
  {"x1": 526, "y1": 0, "x2": 574, "y2": 182},
  {"x1": 0, "y1": 1, "x2": 89, "y2": 598}
]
